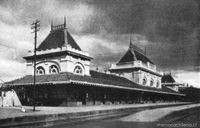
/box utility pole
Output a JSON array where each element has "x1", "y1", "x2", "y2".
[
  {"x1": 31, "y1": 19, "x2": 40, "y2": 111},
  {"x1": 0, "y1": 78, "x2": 5, "y2": 107}
]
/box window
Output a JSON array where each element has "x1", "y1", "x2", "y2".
[
  {"x1": 49, "y1": 65, "x2": 59, "y2": 74},
  {"x1": 150, "y1": 79, "x2": 154, "y2": 87},
  {"x1": 74, "y1": 65, "x2": 83, "y2": 74},
  {"x1": 36, "y1": 66, "x2": 45, "y2": 75},
  {"x1": 156, "y1": 81, "x2": 160, "y2": 88},
  {"x1": 142, "y1": 77, "x2": 147, "y2": 85},
  {"x1": 132, "y1": 72, "x2": 135, "y2": 78}
]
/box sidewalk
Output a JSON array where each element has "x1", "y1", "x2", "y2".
[
  {"x1": 0, "y1": 102, "x2": 191, "y2": 127},
  {"x1": 0, "y1": 102, "x2": 187, "y2": 120}
]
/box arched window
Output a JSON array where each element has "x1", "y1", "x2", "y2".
[
  {"x1": 49, "y1": 65, "x2": 59, "y2": 74},
  {"x1": 150, "y1": 79, "x2": 154, "y2": 87},
  {"x1": 36, "y1": 66, "x2": 45, "y2": 75},
  {"x1": 142, "y1": 77, "x2": 147, "y2": 85},
  {"x1": 156, "y1": 81, "x2": 160, "y2": 88},
  {"x1": 74, "y1": 65, "x2": 83, "y2": 75}
]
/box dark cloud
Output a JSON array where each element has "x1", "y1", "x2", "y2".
[
  {"x1": 0, "y1": 0, "x2": 199, "y2": 77},
  {"x1": 90, "y1": 42, "x2": 124, "y2": 68},
  {"x1": 80, "y1": 0, "x2": 200, "y2": 72},
  {"x1": 83, "y1": 0, "x2": 199, "y2": 35},
  {"x1": 82, "y1": 0, "x2": 147, "y2": 34}
]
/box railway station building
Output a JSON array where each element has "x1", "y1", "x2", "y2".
[{"x1": 1, "y1": 20, "x2": 185, "y2": 106}]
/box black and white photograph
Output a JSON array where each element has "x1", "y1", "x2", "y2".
[{"x1": 0, "y1": 0, "x2": 199, "y2": 128}]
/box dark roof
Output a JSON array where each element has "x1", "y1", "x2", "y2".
[
  {"x1": 134, "y1": 50, "x2": 154, "y2": 64},
  {"x1": 3, "y1": 70, "x2": 183, "y2": 96},
  {"x1": 37, "y1": 29, "x2": 81, "y2": 51},
  {"x1": 162, "y1": 74, "x2": 176, "y2": 83},
  {"x1": 117, "y1": 50, "x2": 136, "y2": 64},
  {"x1": 117, "y1": 43, "x2": 154, "y2": 65},
  {"x1": 179, "y1": 87, "x2": 200, "y2": 102}
]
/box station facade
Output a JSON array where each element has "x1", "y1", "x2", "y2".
[{"x1": 2, "y1": 19, "x2": 185, "y2": 106}]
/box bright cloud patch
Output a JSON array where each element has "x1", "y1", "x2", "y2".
[
  {"x1": 0, "y1": 59, "x2": 26, "y2": 82},
  {"x1": 174, "y1": 71, "x2": 200, "y2": 87}
]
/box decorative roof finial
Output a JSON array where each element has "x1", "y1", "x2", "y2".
[
  {"x1": 51, "y1": 20, "x2": 53, "y2": 31},
  {"x1": 129, "y1": 34, "x2": 133, "y2": 49},
  {"x1": 64, "y1": 16, "x2": 66, "y2": 28}
]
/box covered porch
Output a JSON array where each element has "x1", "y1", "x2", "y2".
[{"x1": 6, "y1": 82, "x2": 184, "y2": 107}]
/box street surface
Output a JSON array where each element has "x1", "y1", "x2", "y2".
[
  {"x1": 48, "y1": 103, "x2": 200, "y2": 128},
  {"x1": 120, "y1": 103, "x2": 200, "y2": 122}
]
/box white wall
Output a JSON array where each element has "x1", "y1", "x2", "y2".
[
  {"x1": 0, "y1": 90, "x2": 21, "y2": 107},
  {"x1": 25, "y1": 54, "x2": 91, "y2": 76},
  {"x1": 121, "y1": 70, "x2": 162, "y2": 88}
]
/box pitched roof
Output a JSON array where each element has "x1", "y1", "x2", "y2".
[
  {"x1": 2, "y1": 70, "x2": 183, "y2": 96},
  {"x1": 37, "y1": 28, "x2": 81, "y2": 51},
  {"x1": 117, "y1": 50, "x2": 136, "y2": 64},
  {"x1": 117, "y1": 43, "x2": 154, "y2": 65},
  {"x1": 162, "y1": 74, "x2": 176, "y2": 83}
]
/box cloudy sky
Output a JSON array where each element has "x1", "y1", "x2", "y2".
[{"x1": 0, "y1": 0, "x2": 199, "y2": 87}]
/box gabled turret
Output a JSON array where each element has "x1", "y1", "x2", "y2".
[
  {"x1": 117, "y1": 41, "x2": 154, "y2": 65},
  {"x1": 37, "y1": 18, "x2": 81, "y2": 51},
  {"x1": 24, "y1": 17, "x2": 92, "y2": 76},
  {"x1": 109, "y1": 38, "x2": 163, "y2": 88}
]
